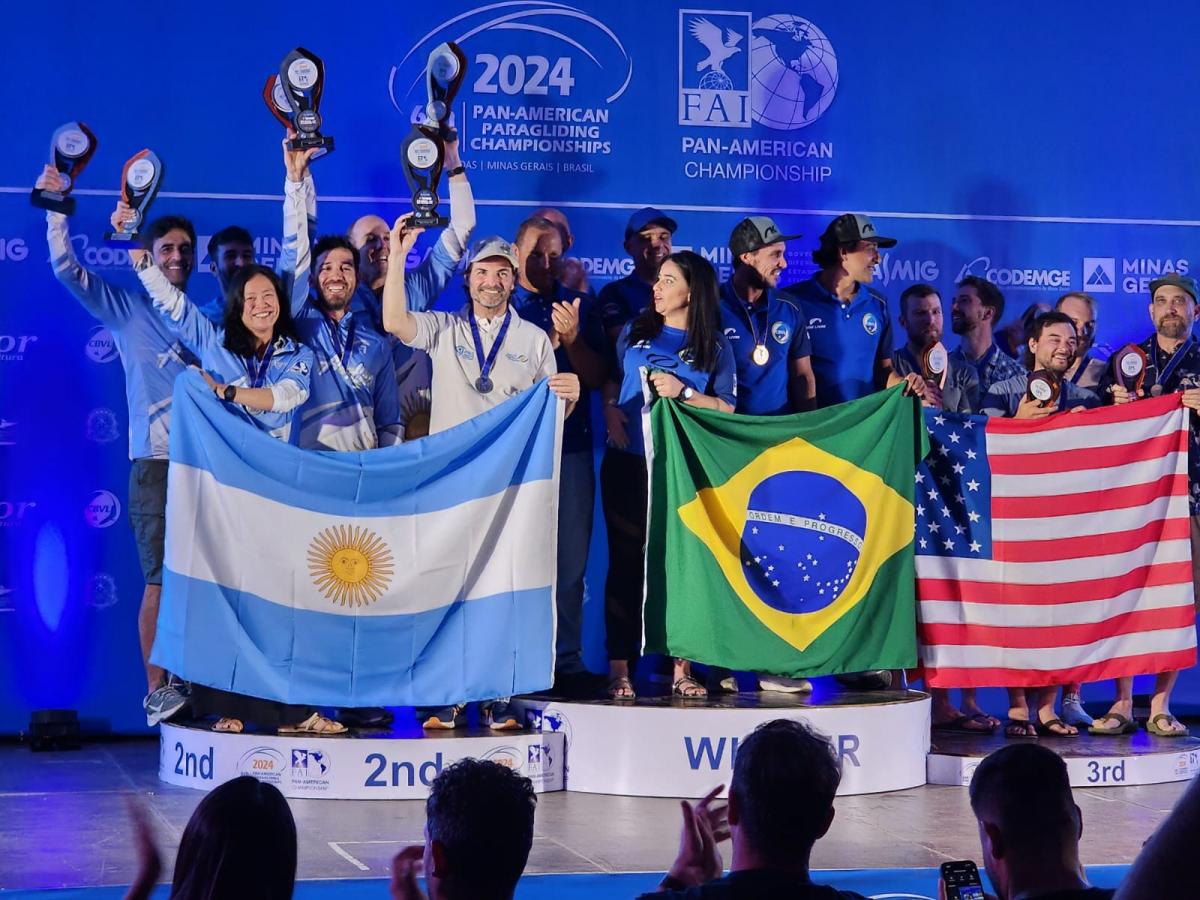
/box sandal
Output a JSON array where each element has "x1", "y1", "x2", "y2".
[
  {"x1": 1034, "y1": 717, "x2": 1078, "y2": 738},
  {"x1": 212, "y1": 717, "x2": 243, "y2": 734},
  {"x1": 278, "y1": 712, "x2": 347, "y2": 736},
  {"x1": 1087, "y1": 713, "x2": 1138, "y2": 736},
  {"x1": 607, "y1": 675, "x2": 635, "y2": 700},
  {"x1": 1147, "y1": 713, "x2": 1190, "y2": 737},
  {"x1": 672, "y1": 675, "x2": 708, "y2": 699},
  {"x1": 1004, "y1": 718, "x2": 1038, "y2": 738},
  {"x1": 933, "y1": 714, "x2": 996, "y2": 734}
]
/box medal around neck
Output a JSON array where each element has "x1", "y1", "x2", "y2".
[
  {"x1": 279, "y1": 48, "x2": 334, "y2": 153},
  {"x1": 104, "y1": 149, "x2": 163, "y2": 243},
  {"x1": 922, "y1": 341, "x2": 949, "y2": 389},
  {"x1": 1112, "y1": 344, "x2": 1147, "y2": 395},
  {"x1": 475, "y1": 376, "x2": 494, "y2": 394},
  {"x1": 31, "y1": 122, "x2": 97, "y2": 216},
  {"x1": 752, "y1": 344, "x2": 769, "y2": 365},
  {"x1": 400, "y1": 42, "x2": 467, "y2": 229},
  {"x1": 1026, "y1": 370, "x2": 1061, "y2": 407}
]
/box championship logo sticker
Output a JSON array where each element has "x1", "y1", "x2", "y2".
[
  {"x1": 308, "y1": 525, "x2": 394, "y2": 607},
  {"x1": 861, "y1": 312, "x2": 879, "y2": 336},
  {"x1": 771, "y1": 321, "x2": 791, "y2": 344}
]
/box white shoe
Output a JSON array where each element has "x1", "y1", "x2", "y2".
[{"x1": 758, "y1": 675, "x2": 813, "y2": 693}]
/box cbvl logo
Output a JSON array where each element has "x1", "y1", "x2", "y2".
[
  {"x1": 84, "y1": 490, "x2": 121, "y2": 528},
  {"x1": 1083, "y1": 257, "x2": 1116, "y2": 293},
  {"x1": 679, "y1": 10, "x2": 751, "y2": 127}
]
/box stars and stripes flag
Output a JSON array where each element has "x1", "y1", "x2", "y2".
[{"x1": 916, "y1": 394, "x2": 1197, "y2": 687}]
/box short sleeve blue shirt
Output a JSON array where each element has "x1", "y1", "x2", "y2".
[
  {"x1": 784, "y1": 276, "x2": 892, "y2": 408},
  {"x1": 718, "y1": 280, "x2": 811, "y2": 415},
  {"x1": 597, "y1": 274, "x2": 653, "y2": 335},
  {"x1": 613, "y1": 322, "x2": 737, "y2": 457}
]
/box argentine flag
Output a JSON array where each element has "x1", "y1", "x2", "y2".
[{"x1": 152, "y1": 371, "x2": 562, "y2": 707}]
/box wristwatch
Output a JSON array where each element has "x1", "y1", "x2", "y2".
[
  {"x1": 222, "y1": 384, "x2": 237, "y2": 402},
  {"x1": 681, "y1": 386, "x2": 695, "y2": 402}
]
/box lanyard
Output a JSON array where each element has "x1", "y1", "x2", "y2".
[
  {"x1": 244, "y1": 340, "x2": 277, "y2": 388},
  {"x1": 468, "y1": 306, "x2": 512, "y2": 386},
  {"x1": 1153, "y1": 336, "x2": 1195, "y2": 388},
  {"x1": 731, "y1": 284, "x2": 770, "y2": 346},
  {"x1": 325, "y1": 315, "x2": 356, "y2": 369},
  {"x1": 1068, "y1": 352, "x2": 1090, "y2": 385}
]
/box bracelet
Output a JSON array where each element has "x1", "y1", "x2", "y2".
[
  {"x1": 446, "y1": 165, "x2": 466, "y2": 177},
  {"x1": 659, "y1": 874, "x2": 689, "y2": 891}
]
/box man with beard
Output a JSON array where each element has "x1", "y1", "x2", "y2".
[
  {"x1": 1090, "y1": 274, "x2": 1200, "y2": 739},
  {"x1": 981, "y1": 312, "x2": 1099, "y2": 418},
  {"x1": 382, "y1": 223, "x2": 580, "y2": 729},
  {"x1": 949, "y1": 275, "x2": 1025, "y2": 394},
  {"x1": 196, "y1": 226, "x2": 257, "y2": 323},
  {"x1": 784, "y1": 214, "x2": 925, "y2": 408},
  {"x1": 891, "y1": 283, "x2": 979, "y2": 412},
  {"x1": 598, "y1": 208, "x2": 677, "y2": 345},
  {"x1": 1056, "y1": 292, "x2": 1106, "y2": 390},
  {"x1": 35, "y1": 165, "x2": 201, "y2": 725}
]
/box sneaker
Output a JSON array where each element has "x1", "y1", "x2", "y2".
[
  {"x1": 420, "y1": 705, "x2": 465, "y2": 730},
  {"x1": 484, "y1": 699, "x2": 522, "y2": 731},
  {"x1": 144, "y1": 682, "x2": 189, "y2": 727},
  {"x1": 166, "y1": 674, "x2": 192, "y2": 700},
  {"x1": 758, "y1": 675, "x2": 814, "y2": 693},
  {"x1": 1062, "y1": 694, "x2": 1094, "y2": 728},
  {"x1": 836, "y1": 670, "x2": 892, "y2": 691}
]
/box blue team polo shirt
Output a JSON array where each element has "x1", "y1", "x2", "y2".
[
  {"x1": 785, "y1": 276, "x2": 892, "y2": 408},
  {"x1": 597, "y1": 273, "x2": 653, "y2": 335},
  {"x1": 718, "y1": 280, "x2": 811, "y2": 415}
]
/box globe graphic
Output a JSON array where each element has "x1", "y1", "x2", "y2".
[
  {"x1": 749, "y1": 14, "x2": 838, "y2": 130},
  {"x1": 699, "y1": 70, "x2": 734, "y2": 91}
]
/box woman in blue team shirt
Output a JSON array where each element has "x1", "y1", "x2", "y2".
[
  {"x1": 132, "y1": 254, "x2": 343, "y2": 735},
  {"x1": 602, "y1": 250, "x2": 736, "y2": 700},
  {"x1": 133, "y1": 259, "x2": 314, "y2": 444}
]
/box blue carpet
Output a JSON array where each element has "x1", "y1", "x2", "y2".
[{"x1": 0, "y1": 865, "x2": 1130, "y2": 898}]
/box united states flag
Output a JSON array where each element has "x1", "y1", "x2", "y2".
[{"x1": 915, "y1": 394, "x2": 1197, "y2": 687}]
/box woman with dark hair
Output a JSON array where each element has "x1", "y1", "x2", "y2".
[
  {"x1": 123, "y1": 776, "x2": 297, "y2": 900},
  {"x1": 131, "y1": 257, "x2": 314, "y2": 443},
  {"x1": 601, "y1": 250, "x2": 736, "y2": 700}
]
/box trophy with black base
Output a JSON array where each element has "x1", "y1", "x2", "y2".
[
  {"x1": 922, "y1": 341, "x2": 949, "y2": 390},
  {"x1": 31, "y1": 122, "x2": 98, "y2": 215},
  {"x1": 279, "y1": 48, "x2": 334, "y2": 153},
  {"x1": 1026, "y1": 370, "x2": 1061, "y2": 408},
  {"x1": 1112, "y1": 344, "x2": 1148, "y2": 397},
  {"x1": 400, "y1": 42, "x2": 467, "y2": 229},
  {"x1": 105, "y1": 150, "x2": 163, "y2": 243}
]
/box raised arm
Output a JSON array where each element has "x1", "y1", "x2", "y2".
[
  {"x1": 381, "y1": 215, "x2": 425, "y2": 344},
  {"x1": 130, "y1": 248, "x2": 219, "y2": 355},
  {"x1": 279, "y1": 134, "x2": 320, "y2": 316},
  {"x1": 403, "y1": 136, "x2": 475, "y2": 312}
]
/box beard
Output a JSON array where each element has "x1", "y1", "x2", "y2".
[{"x1": 1157, "y1": 315, "x2": 1189, "y2": 341}]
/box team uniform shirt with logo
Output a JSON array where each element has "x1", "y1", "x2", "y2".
[
  {"x1": 981, "y1": 372, "x2": 1100, "y2": 418},
  {"x1": 597, "y1": 273, "x2": 653, "y2": 335},
  {"x1": 404, "y1": 305, "x2": 557, "y2": 435},
  {"x1": 785, "y1": 277, "x2": 891, "y2": 408},
  {"x1": 136, "y1": 264, "x2": 314, "y2": 443},
  {"x1": 718, "y1": 280, "x2": 811, "y2": 415},
  {"x1": 1099, "y1": 334, "x2": 1200, "y2": 514},
  {"x1": 46, "y1": 212, "x2": 200, "y2": 460},
  {"x1": 949, "y1": 342, "x2": 1025, "y2": 395},
  {"x1": 613, "y1": 322, "x2": 737, "y2": 457},
  {"x1": 891, "y1": 346, "x2": 981, "y2": 414},
  {"x1": 512, "y1": 282, "x2": 606, "y2": 454}
]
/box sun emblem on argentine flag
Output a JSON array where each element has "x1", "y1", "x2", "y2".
[{"x1": 307, "y1": 525, "x2": 395, "y2": 607}]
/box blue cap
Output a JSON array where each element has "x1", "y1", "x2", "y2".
[{"x1": 625, "y1": 207, "x2": 677, "y2": 241}]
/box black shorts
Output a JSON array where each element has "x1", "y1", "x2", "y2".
[{"x1": 128, "y1": 459, "x2": 168, "y2": 586}]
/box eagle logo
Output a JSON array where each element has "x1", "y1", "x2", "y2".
[{"x1": 689, "y1": 16, "x2": 744, "y2": 81}]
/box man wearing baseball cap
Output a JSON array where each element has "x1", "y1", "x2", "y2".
[
  {"x1": 1094, "y1": 272, "x2": 1200, "y2": 739},
  {"x1": 784, "y1": 213, "x2": 925, "y2": 409},
  {"x1": 598, "y1": 207, "x2": 678, "y2": 344}
]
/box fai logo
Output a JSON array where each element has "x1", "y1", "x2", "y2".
[
  {"x1": 1083, "y1": 257, "x2": 1116, "y2": 293},
  {"x1": 84, "y1": 490, "x2": 121, "y2": 528},
  {"x1": 680, "y1": 10, "x2": 838, "y2": 130}
]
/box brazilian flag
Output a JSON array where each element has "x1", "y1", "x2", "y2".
[{"x1": 644, "y1": 385, "x2": 928, "y2": 677}]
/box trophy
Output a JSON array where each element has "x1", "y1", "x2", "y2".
[
  {"x1": 1112, "y1": 344, "x2": 1148, "y2": 396},
  {"x1": 922, "y1": 341, "x2": 949, "y2": 390},
  {"x1": 105, "y1": 150, "x2": 163, "y2": 243},
  {"x1": 1026, "y1": 370, "x2": 1061, "y2": 408},
  {"x1": 263, "y1": 74, "x2": 293, "y2": 129},
  {"x1": 400, "y1": 42, "x2": 467, "y2": 229},
  {"x1": 31, "y1": 122, "x2": 98, "y2": 215},
  {"x1": 278, "y1": 48, "x2": 334, "y2": 152}
]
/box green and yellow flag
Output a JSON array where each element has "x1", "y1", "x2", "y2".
[{"x1": 644, "y1": 385, "x2": 927, "y2": 677}]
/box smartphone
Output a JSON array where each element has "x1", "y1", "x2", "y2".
[{"x1": 940, "y1": 860, "x2": 986, "y2": 900}]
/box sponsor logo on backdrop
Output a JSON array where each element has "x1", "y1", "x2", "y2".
[
  {"x1": 86, "y1": 573, "x2": 119, "y2": 610},
  {"x1": 526, "y1": 705, "x2": 574, "y2": 749},
  {"x1": 0, "y1": 500, "x2": 36, "y2": 527},
  {"x1": 680, "y1": 10, "x2": 837, "y2": 184},
  {"x1": 0, "y1": 237, "x2": 28, "y2": 262},
  {"x1": 1120, "y1": 257, "x2": 1189, "y2": 295},
  {"x1": 84, "y1": 490, "x2": 121, "y2": 528},
  {"x1": 290, "y1": 748, "x2": 332, "y2": 791},
  {"x1": 197, "y1": 235, "x2": 284, "y2": 271},
  {"x1": 85, "y1": 326, "x2": 118, "y2": 363},
  {"x1": 1082, "y1": 257, "x2": 1115, "y2": 293},
  {"x1": 956, "y1": 256, "x2": 1070, "y2": 290},
  {"x1": 0, "y1": 334, "x2": 38, "y2": 362},
  {"x1": 66, "y1": 234, "x2": 134, "y2": 270},
  {"x1": 239, "y1": 747, "x2": 285, "y2": 784},
  {"x1": 85, "y1": 407, "x2": 121, "y2": 444},
  {"x1": 0, "y1": 418, "x2": 16, "y2": 446},
  {"x1": 389, "y1": 3, "x2": 632, "y2": 176},
  {"x1": 873, "y1": 253, "x2": 939, "y2": 289},
  {"x1": 481, "y1": 745, "x2": 524, "y2": 772}
]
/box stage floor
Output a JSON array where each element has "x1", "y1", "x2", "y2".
[{"x1": 0, "y1": 738, "x2": 1186, "y2": 892}]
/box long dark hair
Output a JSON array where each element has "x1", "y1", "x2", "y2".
[
  {"x1": 222, "y1": 264, "x2": 298, "y2": 357},
  {"x1": 628, "y1": 250, "x2": 722, "y2": 373},
  {"x1": 171, "y1": 776, "x2": 297, "y2": 900}
]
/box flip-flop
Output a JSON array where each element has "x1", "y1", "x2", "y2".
[
  {"x1": 1147, "y1": 713, "x2": 1190, "y2": 737},
  {"x1": 1004, "y1": 718, "x2": 1038, "y2": 738},
  {"x1": 1035, "y1": 717, "x2": 1079, "y2": 738},
  {"x1": 672, "y1": 675, "x2": 708, "y2": 698},
  {"x1": 607, "y1": 675, "x2": 635, "y2": 700},
  {"x1": 212, "y1": 717, "x2": 243, "y2": 734},
  {"x1": 933, "y1": 714, "x2": 996, "y2": 734},
  {"x1": 1088, "y1": 713, "x2": 1138, "y2": 736},
  {"x1": 278, "y1": 713, "x2": 348, "y2": 736}
]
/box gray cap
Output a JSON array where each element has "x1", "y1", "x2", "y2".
[
  {"x1": 728, "y1": 216, "x2": 802, "y2": 257},
  {"x1": 1150, "y1": 274, "x2": 1198, "y2": 303},
  {"x1": 820, "y1": 213, "x2": 897, "y2": 248},
  {"x1": 468, "y1": 236, "x2": 518, "y2": 269}
]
